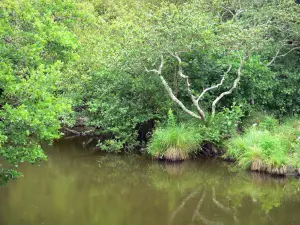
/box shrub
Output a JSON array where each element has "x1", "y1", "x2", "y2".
[{"x1": 183, "y1": 105, "x2": 243, "y2": 145}]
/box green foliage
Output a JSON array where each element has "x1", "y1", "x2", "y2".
[
  {"x1": 259, "y1": 116, "x2": 279, "y2": 132},
  {"x1": 81, "y1": 70, "x2": 170, "y2": 151},
  {"x1": 0, "y1": 0, "x2": 79, "y2": 184},
  {"x1": 71, "y1": 0, "x2": 300, "y2": 152},
  {"x1": 0, "y1": 167, "x2": 21, "y2": 186},
  {"x1": 226, "y1": 117, "x2": 300, "y2": 174},
  {"x1": 240, "y1": 110, "x2": 269, "y2": 130},
  {"x1": 148, "y1": 105, "x2": 243, "y2": 160},
  {"x1": 182, "y1": 105, "x2": 243, "y2": 145},
  {"x1": 98, "y1": 140, "x2": 124, "y2": 153},
  {"x1": 208, "y1": 105, "x2": 243, "y2": 140}
]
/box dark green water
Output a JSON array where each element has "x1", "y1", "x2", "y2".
[{"x1": 1, "y1": 138, "x2": 300, "y2": 225}]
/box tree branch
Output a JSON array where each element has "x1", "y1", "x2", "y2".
[
  {"x1": 146, "y1": 56, "x2": 202, "y2": 120},
  {"x1": 63, "y1": 127, "x2": 95, "y2": 136},
  {"x1": 267, "y1": 47, "x2": 300, "y2": 66},
  {"x1": 173, "y1": 53, "x2": 206, "y2": 121},
  {"x1": 211, "y1": 57, "x2": 245, "y2": 118},
  {"x1": 220, "y1": 6, "x2": 244, "y2": 22},
  {"x1": 197, "y1": 65, "x2": 232, "y2": 102}
]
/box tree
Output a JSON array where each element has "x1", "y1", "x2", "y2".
[
  {"x1": 0, "y1": 0, "x2": 80, "y2": 184},
  {"x1": 146, "y1": 53, "x2": 246, "y2": 122}
]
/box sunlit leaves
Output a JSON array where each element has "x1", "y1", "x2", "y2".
[{"x1": 0, "y1": 0, "x2": 79, "y2": 184}]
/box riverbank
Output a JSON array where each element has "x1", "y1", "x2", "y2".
[{"x1": 63, "y1": 116, "x2": 300, "y2": 177}]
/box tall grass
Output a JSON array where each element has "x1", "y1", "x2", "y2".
[
  {"x1": 225, "y1": 117, "x2": 300, "y2": 175},
  {"x1": 147, "y1": 110, "x2": 202, "y2": 161},
  {"x1": 148, "y1": 125, "x2": 203, "y2": 161}
]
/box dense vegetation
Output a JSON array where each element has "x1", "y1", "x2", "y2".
[{"x1": 0, "y1": 0, "x2": 300, "y2": 183}]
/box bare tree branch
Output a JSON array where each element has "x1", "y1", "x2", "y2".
[
  {"x1": 266, "y1": 49, "x2": 280, "y2": 67},
  {"x1": 145, "y1": 55, "x2": 164, "y2": 74},
  {"x1": 146, "y1": 56, "x2": 202, "y2": 120},
  {"x1": 173, "y1": 53, "x2": 206, "y2": 121},
  {"x1": 147, "y1": 53, "x2": 245, "y2": 121},
  {"x1": 220, "y1": 6, "x2": 244, "y2": 22},
  {"x1": 220, "y1": 6, "x2": 235, "y2": 18},
  {"x1": 267, "y1": 47, "x2": 300, "y2": 66},
  {"x1": 211, "y1": 56, "x2": 245, "y2": 118},
  {"x1": 197, "y1": 65, "x2": 232, "y2": 102}
]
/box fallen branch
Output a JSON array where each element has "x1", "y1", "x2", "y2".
[{"x1": 63, "y1": 127, "x2": 96, "y2": 136}]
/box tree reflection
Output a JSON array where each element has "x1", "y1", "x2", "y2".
[{"x1": 0, "y1": 147, "x2": 300, "y2": 225}]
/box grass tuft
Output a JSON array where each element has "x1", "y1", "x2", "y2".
[
  {"x1": 225, "y1": 117, "x2": 300, "y2": 175},
  {"x1": 147, "y1": 124, "x2": 202, "y2": 161}
]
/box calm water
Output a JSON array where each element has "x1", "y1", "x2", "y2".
[{"x1": 1, "y1": 138, "x2": 300, "y2": 225}]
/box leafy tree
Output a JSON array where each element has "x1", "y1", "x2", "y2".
[{"x1": 0, "y1": 0, "x2": 80, "y2": 184}]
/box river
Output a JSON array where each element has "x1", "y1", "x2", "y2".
[{"x1": 1, "y1": 138, "x2": 300, "y2": 225}]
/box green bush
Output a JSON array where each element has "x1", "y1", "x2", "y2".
[
  {"x1": 183, "y1": 105, "x2": 243, "y2": 145},
  {"x1": 225, "y1": 117, "x2": 300, "y2": 175}
]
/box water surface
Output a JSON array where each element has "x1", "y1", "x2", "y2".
[{"x1": 1, "y1": 138, "x2": 300, "y2": 225}]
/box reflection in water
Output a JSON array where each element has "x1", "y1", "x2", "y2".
[{"x1": 0, "y1": 138, "x2": 300, "y2": 225}]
